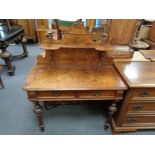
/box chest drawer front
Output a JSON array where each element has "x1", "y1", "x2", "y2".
[
  {"x1": 127, "y1": 101, "x2": 155, "y2": 114},
  {"x1": 37, "y1": 91, "x2": 75, "y2": 99},
  {"x1": 132, "y1": 88, "x2": 155, "y2": 100},
  {"x1": 122, "y1": 115, "x2": 155, "y2": 127},
  {"x1": 79, "y1": 90, "x2": 116, "y2": 99}
]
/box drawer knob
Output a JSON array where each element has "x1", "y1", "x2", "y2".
[
  {"x1": 52, "y1": 92, "x2": 62, "y2": 96},
  {"x1": 132, "y1": 105, "x2": 144, "y2": 110},
  {"x1": 127, "y1": 118, "x2": 136, "y2": 123},
  {"x1": 139, "y1": 91, "x2": 149, "y2": 97},
  {"x1": 94, "y1": 92, "x2": 102, "y2": 96}
]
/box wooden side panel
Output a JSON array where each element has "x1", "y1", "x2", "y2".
[
  {"x1": 108, "y1": 19, "x2": 137, "y2": 45},
  {"x1": 37, "y1": 29, "x2": 48, "y2": 43},
  {"x1": 37, "y1": 19, "x2": 48, "y2": 29},
  {"x1": 14, "y1": 19, "x2": 37, "y2": 41},
  {"x1": 53, "y1": 48, "x2": 99, "y2": 65}
]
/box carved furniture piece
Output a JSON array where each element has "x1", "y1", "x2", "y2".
[
  {"x1": 23, "y1": 34, "x2": 127, "y2": 131},
  {"x1": 0, "y1": 65, "x2": 4, "y2": 88},
  {"x1": 112, "y1": 61, "x2": 155, "y2": 133},
  {"x1": 0, "y1": 23, "x2": 28, "y2": 75}
]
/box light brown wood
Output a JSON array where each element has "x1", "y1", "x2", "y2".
[
  {"x1": 108, "y1": 19, "x2": 137, "y2": 45},
  {"x1": 113, "y1": 61, "x2": 155, "y2": 133},
  {"x1": 36, "y1": 29, "x2": 48, "y2": 44},
  {"x1": 14, "y1": 19, "x2": 37, "y2": 42},
  {"x1": 127, "y1": 101, "x2": 155, "y2": 114},
  {"x1": 23, "y1": 64, "x2": 127, "y2": 91},
  {"x1": 23, "y1": 33, "x2": 128, "y2": 131},
  {"x1": 114, "y1": 61, "x2": 155, "y2": 88},
  {"x1": 37, "y1": 19, "x2": 48, "y2": 29}
]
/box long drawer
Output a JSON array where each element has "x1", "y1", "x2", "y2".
[
  {"x1": 131, "y1": 88, "x2": 155, "y2": 101},
  {"x1": 32, "y1": 90, "x2": 123, "y2": 100},
  {"x1": 121, "y1": 115, "x2": 155, "y2": 127},
  {"x1": 126, "y1": 101, "x2": 155, "y2": 114}
]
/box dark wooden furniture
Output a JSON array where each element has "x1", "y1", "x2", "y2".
[
  {"x1": 23, "y1": 34, "x2": 127, "y2": 131},
  {"x1": 0, "y1": 23, "x2": 28, "y2": 75},
  {"x1": 112, "y1": 61, "x2": 155, "y2": 133},
  {"x1": 0, "y1": 65, "x2": 4, "y2": 88}
]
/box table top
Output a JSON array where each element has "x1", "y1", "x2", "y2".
[
  {"x1": 113, "y1": 51, "x2": 149, "y2": 62},
  {"x1": 114, "y1": 61, "x2": 155, "y2": 88},
  {"x1": 0, "y1": 24, "x2": 23, "y2": 41},
  {"x1": 132, "y1": 40, "x2": 149, "y2": 49},
  {"x1": 140, "y1": 50, "x2": 155, "y2": 61},
  {"x1": 23, "y1": 64, "x2": 127, "y2": 91}
]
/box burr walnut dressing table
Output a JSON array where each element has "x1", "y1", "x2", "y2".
[{"x1": 23, "y1": 33, "x2": 127, "y2": 131}]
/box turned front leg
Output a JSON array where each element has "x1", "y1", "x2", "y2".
[
  {"x1": 105, "y1": 100, "x2": 118, "y2": 129},
  {"x1": 0, "y1": 48, "x2": 15, "y2": 76},
  {"x1": 33, "y1": 102, "x2": 44, "y2": 131},
  {"x1": 21, "y1": 37, "x2": 28, "y2": 57}
]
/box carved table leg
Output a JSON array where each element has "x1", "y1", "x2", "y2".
[
  {"x1": 21, "y1": 37, "x2": 28, "y2": 57},
  {"x1": 105, "y1": 100, "x2": 119, "y2": 130},
  {"x1": 0, "y1": 48, "x2": 15, "y2": 76},
  {"x1": 0, "y1": 73, "x2": 4, "y2": 88},
  {"x1": 33, "y1": 102, "x2": 44, "y2": 131},
  {"x1": 12, "y1": 36, "x2": 28, "y2": 60}
]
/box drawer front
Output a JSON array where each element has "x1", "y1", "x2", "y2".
[
  {"x1": 37, "y1": 91, "x2": 75, "y2": 99},
  {"x1": 36, "y1": 90, "x2": 120, "y2": 100},
  {"x1": 122, "y1": 115, "x2": 155, "y2": 126},
  {"x1": 132, "y1": 88, "x2": 155, "y2": 100},
  {"x1": 79, "y1": 90, "x2": 116, "y2": 99},
  {"x1": 127, "y1": 101, "x2": 155, "y2": 114}
]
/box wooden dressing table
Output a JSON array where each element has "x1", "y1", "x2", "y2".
[{"x1": 23, "y1": 33, "x2": 127, "y2": 131}]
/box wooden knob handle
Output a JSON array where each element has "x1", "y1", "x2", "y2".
[
  {"x1": 127, "y1": 118, "x2": 136, "y2": 123},
  {"x1": 132, "y1": 105, "x2": 144, "y2": 110},
  {"x1": 139, "y1": 91, "x2": 149, "y2": 97}
]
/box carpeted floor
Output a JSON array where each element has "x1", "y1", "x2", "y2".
[{"x1": 0, "y1": 44, "x2": 155, "y2": 135}]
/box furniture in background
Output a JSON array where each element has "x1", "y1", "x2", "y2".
[
  {"x1": 0, "y1": 22, "x2": 28, "y2": 76},
  {"x1": 112, "y1": 61, "x2": 155, "y2": 133},
  {"x1": 139, "y1": 50, "x2": 155, "y2": 61},
  {"x1": 0, "y1": 65, "x2": 4, "y2": 88},
  {"x1": 23, "y1": 33, "x2": 127, "y2": 131},
  {"x1": 108, "y1": 19, "x2": 137, "y2": 46},
  {"x1": 106, "y1": 20, "x2": 138, "y2": 57},
  {"x1": 131, "y1": 40, "x2": 149, "y2": 51},
  {"x1": 143, "y1": 22, "x2": 155, "y2": 49},
  {"x1": 13, "y1": 19, "x2": 37, "y2": 42},
  {"x1": 36, "y1": 19, "x2": 48, "y2": 44}
]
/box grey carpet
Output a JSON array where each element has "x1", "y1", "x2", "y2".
[{"x1": 0, "y1": 44, "x2": 155, "y2": 135}]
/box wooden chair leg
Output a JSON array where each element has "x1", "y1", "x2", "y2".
[{"x1": 0, "y1": 74, "x2": 4, "y2": 88}]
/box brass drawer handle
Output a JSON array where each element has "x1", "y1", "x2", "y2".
[
  {"x1": 132, "y1": 105, "x2": 144, "y2": 110},
  {"x1": 94, "y1": 92, "x2": 102, "y2": 96},
  {"x1": 127, "y1": 118, "x2": 137, "y2": 123},
  {"x1": 52, "y1": 92, "x2": 62, "y2": 96},
  {"x1": 139, "y1": 91, "x2": 149, "y2": 97}
]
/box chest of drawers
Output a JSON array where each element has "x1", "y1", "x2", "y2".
[{"x1": 112, "y1": 61, "x2": 155, "y2": 133}]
